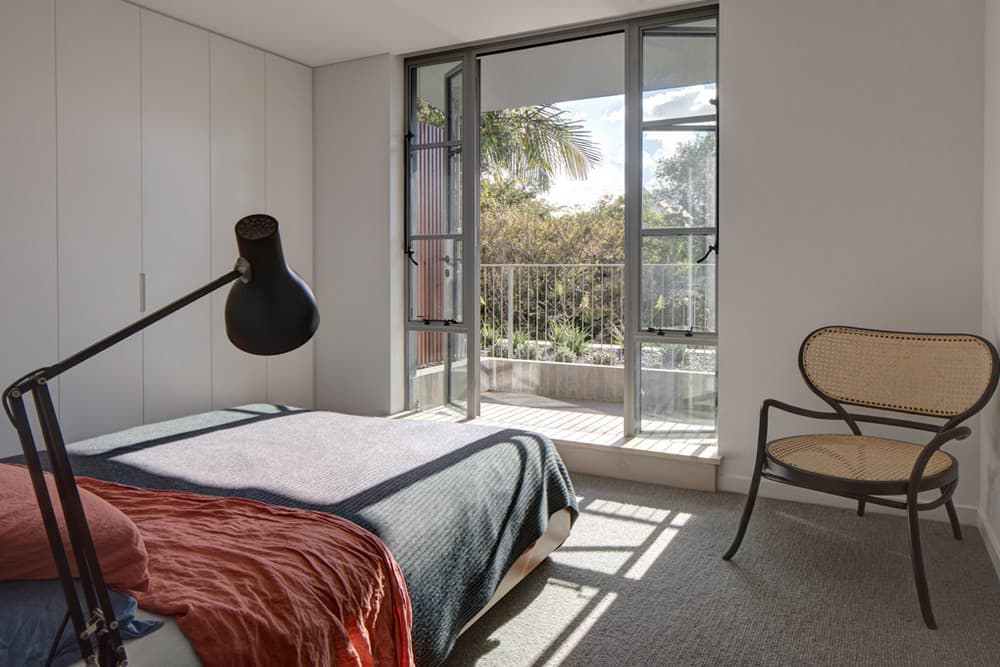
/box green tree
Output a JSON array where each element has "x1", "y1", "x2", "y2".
[
  {"x1": 417, "y1": 100, "x2": 602, "y2": 191},
  {"x1": 648, "y1": 133, "x2": 716, "y2": 227},
  {"x1": 640, "y1": 133, "x2": 717, "y2": 330},
  {"x1": 480, "y1": 182, "x2": 623, "y2": 265},
  {"x1": 480, "y1": 106, "x2": 601, "y2": 190}
]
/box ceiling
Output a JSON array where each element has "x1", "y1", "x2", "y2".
[{"x1": 129, "y1": 0, "x2": 687, "y2": 67}]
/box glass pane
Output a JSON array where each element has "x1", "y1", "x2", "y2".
[
  {"x1": 640, "y1": 342, "x2": 716, "y2": 433},
  {"x1": 408, "y1": 331, "x2": 468, "y2": 411},
  {"x1": 447, "y1": 69, "x2": 462, "y2": 141},
  {"x1": 409, "y1": 239, "x2": 463, "y2": 322},
  {"x1": 642, "y1": 30, "x2": 716, "y2": 122},
  {"x1": 411, "y1": 61, "x2": 462, "y2": 145},
  {"x1": 409, "y1": 146, "x2": 462, "y2": 235},
  {"x1": 642, "y1": 130, "x2": 715, "y2": 229},
  {"x1": 640, "y1": 235, "x2": 715, "y2": 332}
]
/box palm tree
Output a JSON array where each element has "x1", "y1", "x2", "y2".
[
  {"x1": 418, "y1": 100, "x2": 601, "y2": 190},
  {"x1": 480, "y1": 106, "x2": 601, "y2": 190}
]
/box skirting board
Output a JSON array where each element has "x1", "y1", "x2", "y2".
[
  {"x1": 718, "y1": 473, "x2": 979, "y2": 526},
  {"x1": 980, "y1": 514, "x2": 1000, "y2": 583}
]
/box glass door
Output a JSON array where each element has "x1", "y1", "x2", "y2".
[
  {"x1": 404, "y1": 6, "x2": 718, "y2": 430},
  {"x1": 405, "y1": 57, "x2": 478, "y2": 414},
  {"x1": 626, "y1": 15, "x2": 718, "y2": 436}
]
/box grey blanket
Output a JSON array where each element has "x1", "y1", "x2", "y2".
[{"x1": 8, "y1": 405, "x2": 578, "y2": 666}]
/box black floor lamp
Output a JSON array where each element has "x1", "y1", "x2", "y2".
[{"x1": 2, "y1": 214, "x2": 319, "y2": 667}]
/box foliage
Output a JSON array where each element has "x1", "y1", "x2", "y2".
[
  {"x1": 416, "y1": 99, "x2": 446, "y2": 130},
  {"x1": 589, "y1": 349, "x2": 619, "y2": 366},
  {"x1": 481, "y1": 182, "x2": 624, "y2": 265},
  {"x1": 480, "y1": 323, "x2": 538, "y2": 360},
  {"x1": 548, "y1": 318, "x2": 590, "y2": 363},
  {"x1": 647, "y1": 133, "x2": 716, "y2": 228},
  {"x1": 480, "y1": 106, "x2": 602, "y2": 191},
  {"x1": 418, "y1": 99, "x2": 602, "y2": 192}
]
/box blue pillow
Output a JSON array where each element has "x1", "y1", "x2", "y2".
[{"x1": 0, "y1": 580, "x2": 162, "y2": 667}]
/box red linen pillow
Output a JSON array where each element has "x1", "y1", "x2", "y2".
[{"x1": 0, "y1": 463, "x2": 149, "y2": 591}]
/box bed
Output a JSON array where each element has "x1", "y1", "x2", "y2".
[{"x1": 4, "y1": 404, "x2": 578, "y2": 666}]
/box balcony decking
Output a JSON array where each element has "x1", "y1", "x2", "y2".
[{"x1": 403, "y1": 391, "x2": 718, "y2": 461}]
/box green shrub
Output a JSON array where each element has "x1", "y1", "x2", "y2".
[
  {"x1": 589, "y1": 349, "x2": 618, "y2": 366},
  {"x1": 548, "y1": 318, "x2": 590, "y2": 363}
]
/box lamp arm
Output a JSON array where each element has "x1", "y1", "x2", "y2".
[{"x1": 0, "y1": 263, "x2": 245, "y2": 667}]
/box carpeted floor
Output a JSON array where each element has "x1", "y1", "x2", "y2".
[{"x1": 444, "y1": 474, "x2": 1000, "y2": 666}]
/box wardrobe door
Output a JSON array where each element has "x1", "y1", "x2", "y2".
[
  {"x1": 141, "y1": 10, "x2": 212, "y2": 424},
  {"x1": 265, "y1": 54, "x2": 315, "y2": 409},
  {"x1": 210, "y1": 35, "x2": 267, "y2": 409},
  {"x1": 0, "y1": 0, "x2": 57, "y2": 457},
  {"x1": 56, "y1": 0, "x2": 142, "y2": 442}
]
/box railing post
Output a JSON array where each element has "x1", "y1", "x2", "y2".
[{"x1": 507, "y1": 265, "x2": 515, "y2": 359}]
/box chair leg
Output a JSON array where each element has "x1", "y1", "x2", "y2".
[
  {"x1": 857, "y1": 499, "x2": 866, "y2": 517},
  {"x1": 906, "y1": 499, "x2": 937, "y2": 629},
  {"x1": 944, "y1": 499, "x2": 962, "y2": 541},
  {"x1": 723, "y1": 465, "x2": 762, "y2": 560},
  {"x1": 723, "y1": 403, "x2": 771, "y2": 561}
]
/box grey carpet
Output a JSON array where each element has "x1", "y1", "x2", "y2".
[{"x1": 444, "y1": 474, "x2": 1000, "y2": 666}]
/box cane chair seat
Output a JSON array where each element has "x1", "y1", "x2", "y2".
[{"x1": 767, "y1": 434, "x2": 953, "y2": 483}]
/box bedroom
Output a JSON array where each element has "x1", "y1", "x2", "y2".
[{"x1": 2, "y1": 0, "x2": 1000, "y2": 665}]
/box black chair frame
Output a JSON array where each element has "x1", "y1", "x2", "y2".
[{"x1": 722, "y1": 326, "x2": 1000, "y2": 630}]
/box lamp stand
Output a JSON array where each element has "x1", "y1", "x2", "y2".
[{"x1": 3, "y1": 265, "x2": 244, "y2": 667}]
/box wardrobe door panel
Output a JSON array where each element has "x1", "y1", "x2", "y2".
[
  {"x1": 265, "y1": 54, "x2": 315, "y2": 409},
  {"x1": 56, "y1": 0, "x2": 142, "y2": 442},
  {"x1": 211, "y1": 35, "x2": 267, "y2": 409},
  {"x1": 0, "y1": 0, "x2": 57, "y2": 456},
  {"x1": 141, "y1": 10, "x2": 212, "y2": 423}
]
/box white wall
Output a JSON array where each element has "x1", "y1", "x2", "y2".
[
  {"x1": 719, "y1": 0, "x2": 986, "y2": 522},
  {"x1": 313, "y1": 54, "x2": 405, "y2": 416},
  {"x1": 0, "y1": 0, "x2": 313, "y2": 455},
  {"x1": 309, "y1": 2, "x2": 989, "y2": 527},
  {"x1": 982, "y1": 0, "x2": 1000, "y2": 570}
]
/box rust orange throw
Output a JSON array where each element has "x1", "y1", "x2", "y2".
[{"x1": 77, "y1": 478, "x2": 414, "y2": 667}]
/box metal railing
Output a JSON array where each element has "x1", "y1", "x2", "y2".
[{"x1": 480, "y1": 263, "x2": 715, "y2": 362}]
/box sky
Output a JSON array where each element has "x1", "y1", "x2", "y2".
[{"x1": 540, "y1": 83, "x2": 716, "y2": 211}]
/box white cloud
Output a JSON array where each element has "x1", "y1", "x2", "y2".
[
  {"x1": 602, "y1": 104, "x2": 625, "y2": 123},
  {"x1": 642, "y1": 83, "x2": 716, "y2": 120}
]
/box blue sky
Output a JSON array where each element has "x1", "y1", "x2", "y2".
[{"x1": 542, "y1": 84, "x2": 716, "y2": 211}]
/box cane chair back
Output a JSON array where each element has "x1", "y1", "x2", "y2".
[{"x1": 799, "y1": 327, "x2": 997, "y2": 419}]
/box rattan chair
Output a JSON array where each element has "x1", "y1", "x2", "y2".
[{"x1": 723, "y1": 325, "x2": 999, "y2": 628}]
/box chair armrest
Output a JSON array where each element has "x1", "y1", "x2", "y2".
[
  {"x1": 762, "y1": 398, "x2": 842, "y2": 422},
  {"x1": 752, "y1": 399, "x2": 845, "y2": 462},
  {"x1": 908, "y1": 426, "x2": 972, "y2": 487},
  {"x1": 925, "y1": 425, "x2": 971, "y2": 449}
]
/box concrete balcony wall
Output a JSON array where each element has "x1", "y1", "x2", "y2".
[{"x1": 480, "y1": 357, "x2": 714, "y2": 423}]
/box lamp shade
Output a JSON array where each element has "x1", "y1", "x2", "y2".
[{"x1": 225, "y1": 214, "x2": 319, "y2": 355}]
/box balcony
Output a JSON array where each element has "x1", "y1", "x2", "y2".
[{"x1": 479, "y1": 263, "x2": 716, "y2": 444}]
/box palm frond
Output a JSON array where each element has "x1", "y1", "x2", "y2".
[{"x1": 481, "y1": 105, "x2": 602, "y2": 189}]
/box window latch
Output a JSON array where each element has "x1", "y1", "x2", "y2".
[
  {"x1": 695, "y1": 243, "x2": 717, "y2": 264},
  {"x1": 646, "y1": 326, "x2": 695, "y2": 338},
  {"x1": 406, "y1": 247, "x2": 419, "y2": 266}
]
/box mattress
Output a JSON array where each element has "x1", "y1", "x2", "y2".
[{"x1": 18, "y1": 405, "x2": 578, "y2": 666}]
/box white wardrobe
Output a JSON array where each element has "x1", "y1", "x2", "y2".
[{"x1": 0, "y1": 0, "x2": 314, "y2": 453}]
